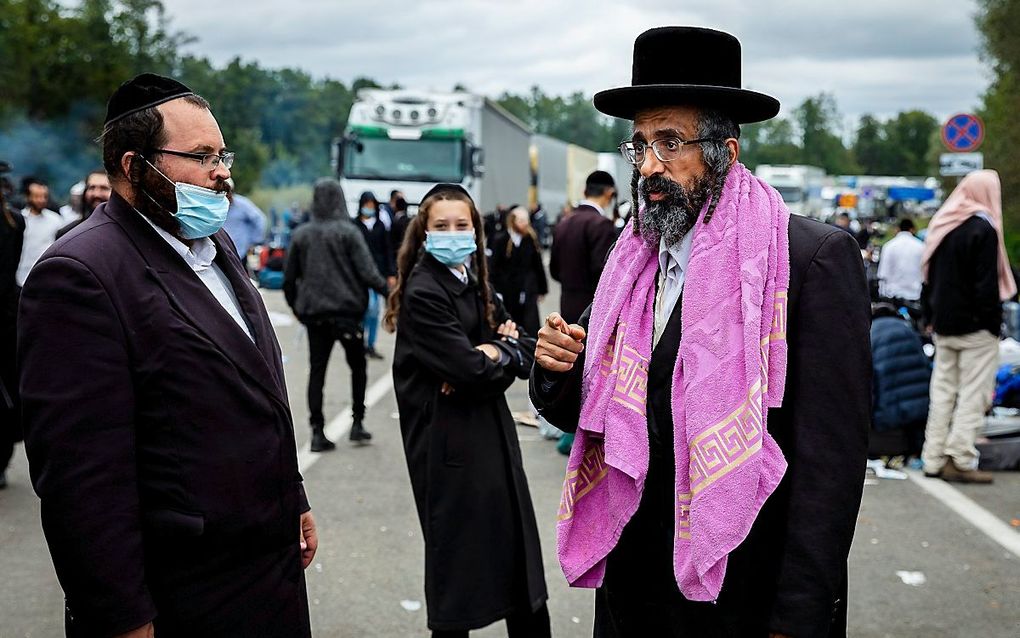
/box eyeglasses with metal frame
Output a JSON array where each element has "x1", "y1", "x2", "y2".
[
  {"x1": 618, "y1": 137, "x2": 722, "y2": 166},
  {"x1": 149, "y1": 148, "x2": 235, "y2": 170}
]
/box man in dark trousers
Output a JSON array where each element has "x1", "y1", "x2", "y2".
[
  {"x1": 531, "y1": 27, "x2": 870, "y2": 638},
  {"x1": 18, "y1": 74, "x2": 315, "y2": 638},
  {"x1": 549, "y1": 170, "x2": 618, "y2": 323},
  {"x1": 285, "y1": 178, "x2": 388, "y2": 450}
]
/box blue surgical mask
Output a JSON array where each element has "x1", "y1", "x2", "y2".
[
  {"x1": 425, "y1": 230, "x2": 476, "y2": 267},
  {"x1": 360, "y1": 207, "x2": 376, "y2": 218},
  {"x1": 145, "y1": 159, "x2": 230, "y2": 239}
]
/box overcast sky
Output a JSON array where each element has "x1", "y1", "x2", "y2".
[{"x1": 168, "y1": 0, "x2": 988, "y2": 126}]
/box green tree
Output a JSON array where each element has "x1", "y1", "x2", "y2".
[
  {"x1": 795, "y1": 94, "x2": 857, "y2": 174},
  {"x1": 884, "y1": 110, "x2": 939, "y2": 176},
  {"x1": 852, "y1": 114, "x2": 887, "y2": 174},
  {"x1": 976, "y1": 0, "x2": 1020, "y2": 254}
]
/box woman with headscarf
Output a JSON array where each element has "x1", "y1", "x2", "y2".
[
  {"x1": 920, "y1": 169, "x2": 1015, "y2": 484},
  {"x1": 384, "y1": 184, "x2": 550, "y2": 637}
]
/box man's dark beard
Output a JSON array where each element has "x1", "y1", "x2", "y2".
[
  {"x1": 134, "y1": 163, "x2": 230, "y2": 240},
  {"x1": 637, "y1": 172, "x2": 715, "y2": 248},
  {"x1": 84, "y1": 195, "x2": 107, "y2": 216}
]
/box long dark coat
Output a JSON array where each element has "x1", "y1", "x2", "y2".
[
  {"x1": 18, "y1": 192, "x2": 311, "y2": 638},
  {"x1": 393, "y1": 252, "x2": 548, "y2": 631},
  {"x1": 532, "y1": 215, "x2": 872, "y2": 638},
  {"x1": 490, "y1": 230, "x2": 549, "y2": 335},
  {"x1": 1, "y1": 209, "x2": 24, "y2": 442}
]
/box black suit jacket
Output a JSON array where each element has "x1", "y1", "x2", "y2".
[
  {"x1": 18, "y1": 192, "x2": 311, "y2": 637},
  {"x1": 549, "y1": 205, "x2": 617, "y2": 323},
  {"x1": 532, "y1": 215, "x2": 872, "y2": 637}
]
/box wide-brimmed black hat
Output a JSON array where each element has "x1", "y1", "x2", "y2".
[{"x1": 594, "y1": 26, "x2": 780, "y2": 124}]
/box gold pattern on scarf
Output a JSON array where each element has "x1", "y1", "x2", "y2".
[
  {"x1": 599, "y1": 323, "x2": 650, "y2": 416},
  {"x1": 558, "y1": 443, "x2": 609, "y2": 521},
  {"x1": 676, "y1": 299, "x2": 788, "y2": 536}
]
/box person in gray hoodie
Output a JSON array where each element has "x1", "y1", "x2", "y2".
[{"x1": 285, "y1": 178, "x2": 388, "y2": 451}]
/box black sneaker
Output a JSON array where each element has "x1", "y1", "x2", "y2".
[{"x1": 366, "y1": 347, "x2": 384, "y2": 360}]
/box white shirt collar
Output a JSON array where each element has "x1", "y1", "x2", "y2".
[
  {"x1": 448, "y1": 265, "x2": 469, "y2": 284},
  {"x1": 578, "y1": 199, "x2": 604, "y2": 217},
  {"x1": 657, "y1": 225, "x2": 697, "y2": 276},
  {"x1": 137, "y1": 210, "x2": 217, "y2": 272}
]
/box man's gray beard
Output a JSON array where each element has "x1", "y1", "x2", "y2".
[{"x1": 637, "y1": 172, "x2": 715, "y2": 248}]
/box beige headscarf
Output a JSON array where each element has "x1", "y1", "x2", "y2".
[{"x1": 922, "y1": 169, "x2": 1016, "y2": 301}]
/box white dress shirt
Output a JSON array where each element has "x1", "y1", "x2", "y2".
[
  {"x1": 578, "y1": 199, "x2": 605, "y2": 217},
  {"x1": 448, "y1": 265, "x2": 469, "y2": 285},
  {"x1": 140, "y1": 215, "x2": 254, "y2": 342},
  {"x1": 654, "y1": 227, "x2": 697, "y2": 347},
  {"x1": 16, "y1": 208, "x2": 64, "y2": 287},
  {"x1": 877, "y1": 231, "x2": 925, "y2": 301}
]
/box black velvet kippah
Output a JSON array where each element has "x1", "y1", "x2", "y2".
[
  {"x1": 586, "y1": 170, "x2": 616, "y2": 189},
  {"x1": 420, "y1": 183, "x2": 472, "y2": 202},
  {"x1": 104, "y1": 73, "x2": 194, "y2": 127}
]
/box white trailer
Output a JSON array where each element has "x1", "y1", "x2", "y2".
[
  {"x1": 334, "y1": 89, "x2": 532, "y2": 215},
  {"x1": 754, "y1": 164, "x2": 827, "y2": 218}
]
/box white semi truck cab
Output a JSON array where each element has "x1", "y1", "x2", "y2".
[{"x1": 334, "y1": 89, "x2": 530, "y2": 216}]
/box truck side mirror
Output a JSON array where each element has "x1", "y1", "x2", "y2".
[
  {"x1": 333, "y1": 138, "x2": 345, "y2": 177},
  {"x1": 471, "y1": 147, "x2": 486, "y2": 178}
]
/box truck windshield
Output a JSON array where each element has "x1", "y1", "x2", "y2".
[
  {"x1": 774, "y1": 186, "x2": 804, "y2": 203},
  {"x1": 343, "y1": 137, "x2": 465, "y2": 182}
]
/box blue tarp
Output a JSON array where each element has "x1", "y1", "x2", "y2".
[{"x1": 887, "y1": 186, "x2": 935, "y2": 202}]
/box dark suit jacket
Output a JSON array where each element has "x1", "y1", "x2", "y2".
[
  {"x1": 532, "y1": 215, "x2": 872, "y2": 637},
  {"x1": 18, "y1": 192, "x2": 311, "y2": 637},
  {"x1": 549, "y1": 205, "x2": 616, "y2": 323}
]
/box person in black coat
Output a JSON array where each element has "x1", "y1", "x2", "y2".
[
  {"x1": 357, "y1": 191, "x2": 395, "y2": 359},
  {"x1": 490, "y1": 206, "x2": 549, "y2": 336},
  {"x1": 0, "y1": 177, "x2": 25, "y2": 489},
  {"x1": 530, "y1": 28, "x2": 870, "y2": 638},
  {"x1": 383, "y1": 184, "x2": 550, "y2": 638},
  {"x1": 549, "y1": 171, "x2": 618, "y2": 323},
  {"x1": 17, "y1": 75, "x2": 315, "y2": 637}
]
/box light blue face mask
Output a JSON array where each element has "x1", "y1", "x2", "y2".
[
  {"x1": 360, "y1": 206, "x2": 376, "y2": 218},
  {"x1": 425, "y1": 230, "x2": 476, "y2": 267},
  {"x1": 145, "y1": 159, "x2": 230, "y2": 240}
]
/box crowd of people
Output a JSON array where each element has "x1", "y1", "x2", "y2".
[{"x1": 0, "y1": 24, "x2": 1015, "y2": 638}]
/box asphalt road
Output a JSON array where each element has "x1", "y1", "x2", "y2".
[{"x1": 1, "y1": 284, "x2": 1018, "y2": 638}]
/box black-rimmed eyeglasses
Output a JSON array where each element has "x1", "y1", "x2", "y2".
[
  {"x1": 150, "y1": 148, "x2": 235, "y2": 170},
  {"x1": 618, "y1": 137, "x2": 722, "y2": 166}
]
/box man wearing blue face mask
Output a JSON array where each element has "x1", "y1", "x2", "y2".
[{"x1": 17, "y1": 74, "x2": 315, "y2": 638}]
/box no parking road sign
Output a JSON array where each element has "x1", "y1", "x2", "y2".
[{"x1": 942, "y1": 113, "x2": 984, "y2": 152}]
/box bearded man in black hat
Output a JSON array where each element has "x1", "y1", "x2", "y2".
[
  {"x1": 18, "y1": 74, "x2": 315, "y2": 637},
  {"x1": 531, "y1": 27, "x2": 871, "y2": 638}
]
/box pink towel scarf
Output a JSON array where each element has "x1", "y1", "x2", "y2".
[{"x1": 557, "y1": 162, "x2": 791, "y2": 601}]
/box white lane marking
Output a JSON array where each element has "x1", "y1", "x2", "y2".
[
  {"x1": 298, "y1": 372, "x2": 394, "y2": 474},
  {"x1": 906, "y1": 470, "x2": 1020, "y2": 558}
]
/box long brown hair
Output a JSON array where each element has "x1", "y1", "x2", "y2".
[
  {"x1": 383, "y1": 189, "x2": 495, "y2": 332},
  {"x1": 504, "y1": 206, "x2": 540, "y2": 257}
]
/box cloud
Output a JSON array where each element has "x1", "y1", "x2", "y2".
[{"x1": 168, "y1": 0, "x2": 988, "y2": 121}]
